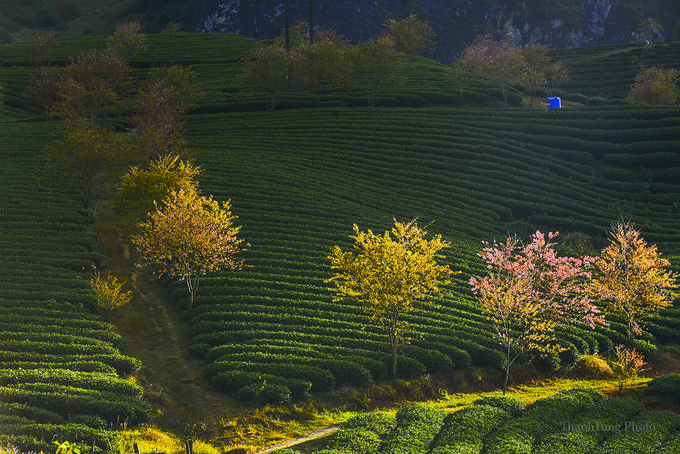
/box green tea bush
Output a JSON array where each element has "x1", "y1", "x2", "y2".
[
  {"x1": 656, "y1": 435, "x2": 680, "y2": 453},
  {"x1": 0, "y1": 402, "x2": 63, "y2": 424},
  {"x1": 564, "y1": 93, "x2": 588, "y2": 104},
  {"x1": 389, "y1": 356, "x2": 426, "y2": 380},
  {"x1": 483, "y1": 437, "x2": 531, "y2": 454},
  {"x1": 380, "y1": 404, "x2": 446, "y2": 454},
  {"x1": 0, "y1": 369, "x2": 142, "y2": 397},
  {"x1": 535, "y1": 431, "x2": 601, "y2": 453},
  {"x1": 342, "y1": 412, "x2": 396, "y2": 438},
  {"x1": 211, "y1": 371, "x2": 311, "y2": 397},
  {"x1": 402, "y1": 347, "x2": 453, "y2": 374},
  {"x1": 558, "y1": 341, "x2": 581, "y2": 367},
  {"x1": 0, "y1": 384, "x2": 152, "y2": 425},
  {"x1": 473, "y1": 395, "x2": 526, "y2": 416},
  {"x1": 431, "y1": 405, "x2": 510, "y2": 453},
  {"x1": 588, "y1": 96, "x2": 608, "y2": 106},
  {"x1": 205, "y1": 361, "x2": 336, "y2": 391},
  {"x1": 647, "y1": 374, "x2": 680, "y2": 404},
  {"x1": 325, "y1": 428, "x2": 381, "y2": 454},
  {"x1": 590, "y1": 410, "x2": 680, "y2": 454},
  {"x1": 235, "y1": 382, "x2": 292, "y2": 406}
]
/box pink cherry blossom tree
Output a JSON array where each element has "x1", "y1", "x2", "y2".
[
  {"x1": 470, "y1": 230, "x2": 605, "y2": 394},
  {"x1": 132, "y1": 189, "x2": 245, "y2": 313}
]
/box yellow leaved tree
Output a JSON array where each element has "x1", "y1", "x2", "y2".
[
  {"x1": 588, "y1": 220, "x2": 679, "y2": 346},
  {"x1": 90, "y1": 268, "x2": 131, "y2": 322},
  {"x1": 326, "y1": 218, "x2": 456, "y2": 379}
]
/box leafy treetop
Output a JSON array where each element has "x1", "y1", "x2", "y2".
[
  {"x1": 587, "y1": 220, "x2": 679, "y2": 345},
  {"x1": 327, "y1": 218, "x2": 456, "y2": 379},
  {"x1": 470, "y1": 230, "x2": 603, "y2": 394},
  {"x1": 132, "y1": 189, "x2": 245, "y2": 313}
]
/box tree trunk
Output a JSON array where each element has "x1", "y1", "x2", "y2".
[
  {"x1": 186, "y1": 273, "x2": 199, "y2": 313},
  {"x1": 284, "y1": 0, "x2": 290, "y2": 52},
  {"x1": 627, "y1": 316, "x2": 636, "y2": 348},
  {"x1": 503, "y1": 346, "x2": 511, "y2": 395},
  {"x1": 390, "y1": 332, "x2": 398, "y2": 379},
  {"x1": 309, "y1": 0, "x2": 314, "y2": 46}
]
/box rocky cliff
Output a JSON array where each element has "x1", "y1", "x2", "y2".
[{"x1": 196, "y1": 0, "x2": 679, "y2": 62}]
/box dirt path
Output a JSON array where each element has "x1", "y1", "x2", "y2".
[
  {"x1": 116, "y1": 241, "x2": 236, "y2": 438},
  {"x1": 255, "y1": 425, "x2": 341, "y2": 454}
]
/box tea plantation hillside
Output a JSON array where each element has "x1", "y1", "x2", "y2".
[
  {"x1": 0, "y1": 122, "x2": 150, "y2": 450},
  {"x1": 0, "y1": 32, "x2": 679, "y2": 444},
  {"x1": 179, "y1": 104, "x2": 680, "y2": 402}
]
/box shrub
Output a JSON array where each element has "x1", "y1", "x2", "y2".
[
  {"x1": 380, "y1": 404, "x2": 446, "y2": 454},
  {"x1": 431, "y1": 404, "x2": 510, "y2": 453},
  {"x1": 210, "y1": 371, "x2": 311, "y2": 397},
  {"x1": 403, "y1": 347, "x2": 453, "y2": 374},
  {"x1": 388, "y1": 356, "x2": 426, "y2": 380},
  {"x1": 235, "y1": 382, "x2": 291, "y2": 406},
  {"x1": 564, "y1": 93, "x2": 588, "y2": 104},
  {"x1": 569, "y1": 355, "x2": 614, "y2": 379},
  {"x1": 532, "y1": 351, "x2": 561, "y2": 372},
  {"x1": 588, "y1": 96, "x2": 608, "y2": 106},
  {"x1": 342, "y1": 412, "x2": 396, "y2": 438},
  {"x1": 558, "y1": 341, "x2": 581, "y2": 367},
  {"x1": 632, "y1": 338, "x2": 657, "y2": 358},
  {"x1": 325, "y1": 428, "x2": 381, "y2": 454},
  {"x1": 648, "y1": 374, "x2": 680, "y2": 404},
  {"x1": 321, "y1": 360, "x2": 373, "y2": 388},
  {"x1": 473, "y1": 395, "x2": 526, "y2": 416}
]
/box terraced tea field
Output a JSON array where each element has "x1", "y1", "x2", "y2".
[
  {"x1": 179, "y1": 105, "x2": 680, "y2": 400},
  {"x1": 550, "y1": 41, "x2": 680, "y2": 100},
  {"x1": 0, "y1": 122, "x2": 150, "y2": 451},
  {"x1": 0, "y1": 31, "x2": 679, "y2": 448},
  {"x1": 291, "y1": 388, "x2": 680, "y2": 454}
]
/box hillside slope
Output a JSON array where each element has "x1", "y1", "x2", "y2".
[
  {"x1": 0, "y1": 33, "x2": 679, "y2": 448},
  {"x1": 178, "y1": 104, "x2": 680, "y2": 401}
]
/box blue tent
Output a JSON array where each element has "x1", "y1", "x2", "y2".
[{"x1": 547, "y1": 97, "x2": 561, "y2": 110}]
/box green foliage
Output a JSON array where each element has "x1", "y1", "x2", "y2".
[
  {"x1": 341, "y1": 412, "x2": 396, "y2": 438},
  {"x1": 647, "y1": 373, "x2": 680, "y2": 404},
  {"x1": 210, "y1": 371, "x2": 311, "y2": 397},
  {"x1": 325, "y1": 428, "x2": 381, "y2": 454},
  {"x1": 380, "y1": 404, "x2": 446, "y2": 454},
  {"x1": 346, "y1": 37, "x2": 404, "y2": 107},
  {"x1": 473, "y1": 395, "x2": 526, "y2": 416},
  {"x1": 626, "y1": 66, "x2": 680, "y2": 105},
  {"x1": 115, "y1": 155, "x2": 201, "y2": 237},
  {"x1": 384, "y1": 14, "x2": 436, "y2": 67},
  {"x1": 235, "y1": 382, "x2": 292, "y2": 406},
  {"x1": 106, "y1": 22, "x2": 147, "y2": 61},
  {"x1": 327, "y1": 218, "x2": 455, "y2": 379},
  {"x1": 0, "y1": 120, "x2": 147, "y2": 451},
  {"x1": 54, "y1": 52, "x2": 134, "y2": 127},
  {"x1": 431, "y1": 404, "x2": 510, "y2": 453},
  {"x1": 89, "y1": 268, "x2": 131, "y2": 321},
  {"x1": 45, "y1": 123, "x2": 135, "y2": 213}
]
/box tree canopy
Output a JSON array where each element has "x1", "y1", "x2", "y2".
[
  {"x1": 45, "y1": 122, "x2": 135, "y2": 216},
  {"x1": 470, "y1": 231, "x2": 603, "y2": 394},
  {"x1": 587, "y1": 220, "x2": 679, "y2": 345},
  {"x1": 626, "y1": 66, "x2": 680, "y2": 105},
  {"x1": 132, "y1": 189, "x2": 245, "y2": 313},
  {"x1": 327, "y1": 218, "x2": 455, "y2": 379},
  {"x1": 384, "y1": 14, "x2": 435, "y2": 67}
]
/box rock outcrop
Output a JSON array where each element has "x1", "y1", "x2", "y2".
[{"x1": 197, "y1": 0, "x2": 678, "y2": 62}]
